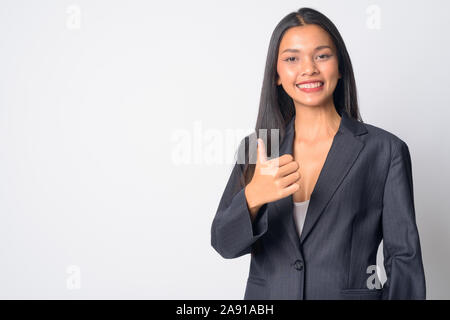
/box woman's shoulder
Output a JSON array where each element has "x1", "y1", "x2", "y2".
[{"x1": 359, "y1": 120, "x2": 411, "y2": 153}]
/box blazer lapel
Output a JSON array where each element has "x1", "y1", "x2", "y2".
[{"x1": 273, "y1": 110, "x2": 368, "y2": 250}]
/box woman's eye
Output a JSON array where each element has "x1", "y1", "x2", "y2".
[
  {"x1": 284, "y1": 57, "x2": 297, "y2": 62},
  {"x1": 317, "y1": 54, "x2": 331, "y2": 60},
  {"x1": 284, "y1": 55, "x2": 331, "y2": 62}
]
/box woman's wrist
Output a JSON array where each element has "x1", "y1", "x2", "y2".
[{"x1": 244, "y1": 184, "x2": 263, "y2": 221}]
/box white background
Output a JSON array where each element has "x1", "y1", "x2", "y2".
[{"x1": 0, "y1": 0, "x2": 449, "y2": 299}]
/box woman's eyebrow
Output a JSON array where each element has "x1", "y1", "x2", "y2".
[{"x1": 281, "y1": 45, "x2": 332, "y2": 54}]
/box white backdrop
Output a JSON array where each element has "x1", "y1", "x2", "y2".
[{"x1": 0, "y1": 0, "x2": 449, "y2": 299}]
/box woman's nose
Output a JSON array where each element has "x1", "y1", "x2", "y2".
[{"x1": 300, "y1": 58, "x2": 318, "y2": 75}]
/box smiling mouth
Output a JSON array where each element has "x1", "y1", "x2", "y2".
[{"x1": 296, "y1": 81, "x2": 324, "y2": 89}]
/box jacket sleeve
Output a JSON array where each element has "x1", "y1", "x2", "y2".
[
  {"x1": 381, "y1": 139, "x2": 426, "y2": 299},
  {"x1": 210, "y1": 137, "x2": 269, "y2": 259}
]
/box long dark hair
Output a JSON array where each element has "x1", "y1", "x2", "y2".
[{"x1": 241, "y1": 7, "x2": 363, "y2": 185}]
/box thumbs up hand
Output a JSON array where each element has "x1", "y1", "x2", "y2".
[{"x1": 244, "y1": 138, "x2": 301, "y2": 220}]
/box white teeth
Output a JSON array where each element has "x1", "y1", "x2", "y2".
[{"x1": 297, "y1": 82, "x2": 323, "y2": 89}]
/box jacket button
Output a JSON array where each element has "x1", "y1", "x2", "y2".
[{"x1": 293, "y1": 259, "x2": 304, "y2": 271}]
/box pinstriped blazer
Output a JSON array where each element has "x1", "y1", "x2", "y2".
[{"x1": 210, "y1": 110, "x2": 426, "y2": 300}]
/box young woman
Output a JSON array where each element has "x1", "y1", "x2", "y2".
[{"x1": 210, "y1": 7, "x2": 426, "y2": 300}]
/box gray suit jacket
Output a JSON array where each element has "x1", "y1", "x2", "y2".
[{"x1": 210, "y1": 111, "x2": 426, "y2": 300}]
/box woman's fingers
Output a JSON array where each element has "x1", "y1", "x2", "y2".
[
  {"x1": 266, "y1": 153, "x2": 294, "y2": 168},
  {"x1": 280, "y1": 182, "x2": 300, "y2": 198},
  {"x1": 252, "y1": 150, "x2": 302, "y2": 202},
  {"x1": 277, "y1": 160, "x2": 299, "y2": 177},
  {"x1": 280, "y1": 170, "x2": 301, "y2": 188}
]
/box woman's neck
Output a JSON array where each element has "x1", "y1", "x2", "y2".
[{"x1": 293, "y1": 103, "x2": 341, "y2": 143}]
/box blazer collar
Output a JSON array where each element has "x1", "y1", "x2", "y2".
[
  {"x1": 274, "y1": 110, "x2": 368, "y2": 249},
  {"x1": 283, "y1": 109, "x2": 367, "y2": 141}
]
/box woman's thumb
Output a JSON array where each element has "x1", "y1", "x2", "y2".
[{"x1": 257, "y1": 138, "x2": 267, "y2": 163}]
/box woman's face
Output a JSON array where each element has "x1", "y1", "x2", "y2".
[{"x1": 276, "y1": 24, "x2": 341, "y2": 108}]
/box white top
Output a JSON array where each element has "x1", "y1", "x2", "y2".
[{"x1": 293, "y1": 199, "x2": 310, "y2": 237}]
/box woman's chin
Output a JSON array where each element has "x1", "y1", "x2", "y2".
[{"x1": 293, "y1": 96, "x2": 332, "y2": 108}]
